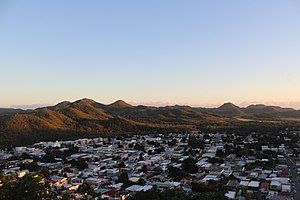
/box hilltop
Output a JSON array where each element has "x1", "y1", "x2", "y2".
[{"x1": 0, "y1": 99, "x2": 299, "y2": 147}]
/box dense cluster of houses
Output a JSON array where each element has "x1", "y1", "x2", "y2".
[{"x1": 0, "y1": 131, "x2": 299, "y2": 200}]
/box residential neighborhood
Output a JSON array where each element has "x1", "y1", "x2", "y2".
[{"x1": 0, "y1": 130, "x2": 299, "y2": 200}]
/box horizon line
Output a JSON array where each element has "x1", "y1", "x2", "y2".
[{"x1": 2, "y1": 98, "x2": 300, "y2": 110}]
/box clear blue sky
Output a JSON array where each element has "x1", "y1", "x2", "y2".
[{"x1": 1, "y1": 0, "x2": 300, "y2": 108}]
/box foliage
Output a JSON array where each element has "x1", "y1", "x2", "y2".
[
  {"x1": 188, "y1": 139, "x2": 204, "y2": 149},
  {"x1": 0, "y1": 173, "x2": 56, "y2": 200},
  {"x1": 182, "y1": 157, "x2": 198, "y2": 173},
  {"x1": 118, "y1": 171, "x2": 132, "y2": 188},
  {"x1": 69, "y1": 159, "x2": 89, "y2": 171},
  {"x1": 77, "y1": 182, "x2": 97, "y2": 197},
  {"x1": 134, "y1": 143, "x2": 145, "y2": 151},
  {"x1": 128, "y1": 189, "x2": 189, "y2": 200},
  {"x1": 168, "y1": 166, "x2": 188, "y2": 181},
  {"x1": 18, "y1": 162, "x2": 41, "y2": 172},
  {"x1": 128, "y1": 188, "x2": 227, "y2": 200},
  {"x1": 191, "y1": 182, "x2": 211, "y2": 193}
]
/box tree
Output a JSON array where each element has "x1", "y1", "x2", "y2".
[
  {"x1": 128, "y1": 189, "x2": 189, "y2": 200},
  {"x1": 61, "y1": 192, "x2": 75, "y2": 200},
  {"x1": 215, "y1": 149, "x2": 225, "y2": 158},
  {"x1": 118, "y1": 171, "x2": 131, "y2": 188},
  {"x1": 154, "y1": 166, "x2": 163, "y2": 174},
  {"x1": 69, "y1": 159, "x2": 88, "y2": 170},
  {"x1": 77, "y1": 182, "x2": 96, "y2": 197},
  {"x1": 137, "y1": 178, "x2": 146, "y2": 186},
  {"x1": 188, "y1": 139, "x2": 204, "y2": 149},
  {"x1": 159, "y1": 189, "x2": 189, "y2": 200},
  {"x1": 141, "y1": 165, "x2": 148, "y2": 173},
  {"x1": 168, "y1": 139, "x2": 177, "y2": 146},
  {"x1": 19, "y1": 162, "x2": 41, "y2": 172},
  {"x1": 119, "y1": 161, "x2": 126, "y2": 168},
  {"x1": 128, "y1": 143, "x2": 134, "y2": 148},
  {"x1": 154, "y1": 147, "x2": 165, "y2": 154},
  {"x1": 182, "y1": 157, "x2": 198, "y2": 173},
  {"x1": 134, "y1": 143, "x2": 145, "y2": 151},
  {"x1": 168, "y1": 166, "x2": 188, "y2": 181},
  {"x1": 191, "y1": 182, "x2": 211, "y2": 193},
  {"x1": 37, "y1": 168, "x2": 51, "y2": 178},
  {"x1": 128, "y1": 189, "x2": 160, "y2": 200},
  {"x1": 0, "y1": 174, "x2": 56, "y2": 200},
  {"x1": 208, "y1": 157, "x2": 224, "y2": 164}
]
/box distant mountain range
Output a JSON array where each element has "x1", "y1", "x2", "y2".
[
  {"x1": 200, "y1": 102, "x2": 300, "y2": 120},
  {"x1": 0, "y1": 98, "x2": 299, "y2": 147}
]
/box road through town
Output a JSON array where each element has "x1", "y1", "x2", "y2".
[{"x1": 286, "y1": 157, "x2": 300, "y2": 200}]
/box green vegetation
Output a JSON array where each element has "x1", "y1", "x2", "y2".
[
  {"x1": 77, "y1": 182, "x2": 97, "y2": 198},
  {"x1": 0, "y1": 173, "x2": 56, "y2": 200},
  {"x1": 128, "y1": 187, "x2": 227, "y2": 200}
]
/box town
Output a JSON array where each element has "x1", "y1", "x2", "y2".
[{"x1": 0, "y1": 130, "x2": 299, "y2": 200}]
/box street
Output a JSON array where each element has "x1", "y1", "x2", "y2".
[{"x1": 286, "y1": 157, "x2": 300, "y2": 200}]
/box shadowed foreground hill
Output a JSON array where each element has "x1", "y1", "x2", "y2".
[{"x1": 0, "y1": 99, "x2": 300, "y2": 147}]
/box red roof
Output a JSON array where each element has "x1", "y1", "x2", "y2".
[
  {"x1": 107, "y1": 189, "x2": 117, "y2": 197},
  {"x1": 260, "y1": 182, "x2": 270, "y2": 189}
]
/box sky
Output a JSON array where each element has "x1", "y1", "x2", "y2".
[{"x1": 0, "y1": 0, "x2": 300, "y2": 109}]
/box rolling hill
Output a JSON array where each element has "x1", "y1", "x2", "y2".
[
  {"x1": 0, "y1": 108, "x2": 23, "y2": 116},
  {"x1": 0, "y1": 99, "x2": 299, "y2": 147}
]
